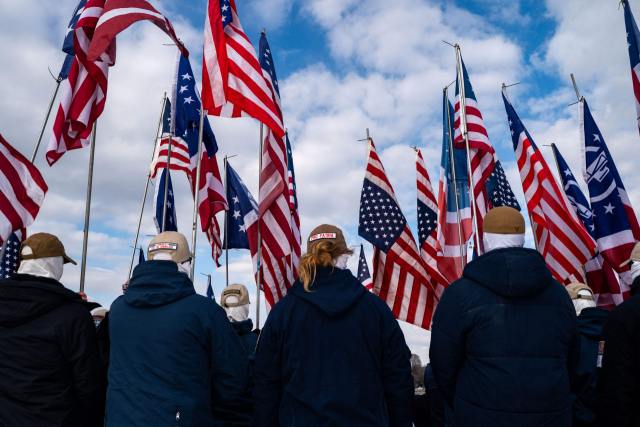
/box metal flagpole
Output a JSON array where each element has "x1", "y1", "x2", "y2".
[
  {"x1": 127, "y1": 93, "x2": 167, "y2": 279},
  {"x1": 224, "y1": 155, "x2": 229, "y2": 287},
  {"x1": 444, "y1": 86, "x2": 466, "y2": 270},
  {"x1": 161, "y1": 135, "x2": 173, "y2": 232},
  {"x1": 455, "y1": 44, "x2": 482, "y2": 256},
  {"x1": 189, "y1": 109, "x2": 206, "y2": 281},
  {"x1": 256, "y1": 122, "x2": 264, "y2": 328},
  {"x1": 79, "y1": 121, "x2": 98, "y2": 293},
  {"x1": 285, "y1": 128, "x2": 294, "y2": 284},
  {"x1": 32, "y1": 77, "x2": 63, "y2": 163}
]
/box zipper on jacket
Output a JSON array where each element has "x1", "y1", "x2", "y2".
[
  {"x1": 174, "y1": 411, "x2": 180, "y2": 427},
  {"x1": 103, "y1": 410, "x2": 107, "y2": 427}
]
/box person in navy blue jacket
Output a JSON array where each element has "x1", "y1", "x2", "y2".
[
  {"x1": 254, "y1": 224, "x2": 415, "y2": 427},
  {"x1": 105, "y1": 232, "x2": 248, "y2": 426},
  {"x1": 429, "y1": 207, "x2": 581, "y2": 427}
]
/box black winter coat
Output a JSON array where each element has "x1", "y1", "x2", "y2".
[
  {"x1": 597, "y1": 276, "x2": 640, "y2": 426},
  {"x1": 0, "y1": 274, "x2": 102, "y2": 427},
  {"x1": 429, "y1": 248, "x2": 581, "y2": 427}
]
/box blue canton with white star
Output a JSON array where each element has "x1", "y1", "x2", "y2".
[
  {"x1": 154, "y1": 168, "x2": 178, "y2": 233},
  {"x1": 358, "y1": 179, "x2": 406, "y2": 253},
  {"x1": 416, "y1": 199, "x2": 437, "y2": 247},
  {"x1": 624, "y1": 0, "x2": 640, "y2": 69},
  {"x1": 259, "y1": 34, "x2": 280, "y2": 99},
  {"x1": 62, "y1": 0, "x2": 87, "y2": 56},
  {"x1": 2, "y1": 233, "x2": 22, "y2": 279},
  {"x1": 225, "y1": 162, "x2": 258, "y2": 250},
  {"x1": 219, "y1": 0, "x2": 233, "y2": 29},
  {"x1": 357, "y1": 245, "x2": 371, "y2": 284},
  {"x1": 486, "y1": 160, "x2": 521, "y2": 211}
]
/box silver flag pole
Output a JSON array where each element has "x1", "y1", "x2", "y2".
[
  {"x1": 79, "y1": 121, "x2": 98, "y2": 293},
  {"x1": 189, "y1": 109, "x2": 206, "y2": 281},
  {"x1": 161, "y1": 135, "x2": 173, "y2": 232},
  {"x1": 32, "y1": 78, "x2": 63, "y2": 163}
]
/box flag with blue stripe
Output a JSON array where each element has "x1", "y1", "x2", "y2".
[{"x1": 153, "y1": 168, "x2": 178, "y2": 233}]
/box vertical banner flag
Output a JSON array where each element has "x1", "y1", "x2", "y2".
[
  {"x1": 1, "y1": 230, "x2": 26, "y2": 279},
  {"x1": 358, "y1": 246, "x2": 373, "y2": 290},
  {"x1": 580, "y1": 99, "x2": 640, "y2": 299},
  {"x1": 138, "y1": 246, "x2": 145, "y2": 264},
  {"x1": 285, "y1": 132, "x2": 301, "y2": 278},
  {"x1": 436, "y1": 93, "x2": 472, "y2": 283},
  {"x1": 358, "y1": 140, "x2": 437, "y2": 330},
  {"x1": 153, "y1": 168, "x2": 178, "y2": 233},
  {"x1": 0, "y1": 135, "x2": 48, "y2": 243},
  {"x1": 552, "y1": 144, "x2": 620, "y2": 308},
  {"x1": 502, "y1": 90, "x2": 597, "y2": 282},
  {"x1": 59, "y1": 0, "x2": 88, "y2": 80},
  {"x1": 206, "y1": 275, "x2": 216, "y2": 301},
  {"x1": 623, "y1": 0, "x2": 640, "y2": 136}
]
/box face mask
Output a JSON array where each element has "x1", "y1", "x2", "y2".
[
  {"x1": 17, "y1": 257, "x2": 64, "y2": 281},
  {"x1": 483, "y1": 232, "x2": 526, "y2": 252},
  {"x1": 224, "y1": 304, "x2": 250, "y2": 322},
  {"x1": 334, "y1": 253, "x2": 351, "y2": 269},
  {"x1": 630, "y1": 262, "x2": 640, "y2": 281}
]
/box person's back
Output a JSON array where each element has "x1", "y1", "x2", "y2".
[
  {"x1": 106, "y1": 233, "x2": 248, "y2": 427},
  {"x1": 429, "y1": 207, "x2": 580, "y2": 427},
  {"x1": 254, "y1": 225, "x2": 414, "y2": 427}
]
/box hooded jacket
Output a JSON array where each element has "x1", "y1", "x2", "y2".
[
  {"x1": 254, "y1": 266, "x2": 414, "y2": 427},
  {"x1": 596, "y1": 275, "x2": 640, "y2": 427},
  {"x1": 429, "y1": 248, "x2": 581, "y2": 427},
  {"x1": 105, "y1": 261, "x2": 249, "y2": 427},
  {"x1": 0, "y1": 274, "x2": 102, "y2": 427}
]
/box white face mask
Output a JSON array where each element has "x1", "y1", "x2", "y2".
[
  {"x1": 483, "y1": 232, "x2": 526, "y2": 253},
  {"x1": 18, "y1": 257, "x2": 65, "y2": 281},
  {"x1": 224, "y1": 304, "x2": 250, "y2": 322},
  {"x1": 333, "y1": 253, "x2": 351, "y2": 270},
  {"x1": 152, "y1": 252, "x2": 190, "y2": 275}
]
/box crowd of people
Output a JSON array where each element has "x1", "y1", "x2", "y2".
[{"x1": 0, "y1": 207, "x2": 638, "y2": 426}]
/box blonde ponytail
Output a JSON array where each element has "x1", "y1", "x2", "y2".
[{"x1": 297, "y1": 241, "x2": 354, "y2": 291}]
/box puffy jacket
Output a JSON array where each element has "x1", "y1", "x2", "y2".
[
  {"x1": 254, "y1": 265, "x2": 414, "y2": 427},
  {"x1": 571, "y1": 307, "x2": 608, "y2": 426},
  {"x1": 0, "y1": 274, "x2": 102, "y2": 427},
  {"x1": 105, "y1": 261, "x2": 249, "y2": 427},
  {"x1": 211, "y1": 318, "x2": 259, "y2": 426},
  {"x1": 429, "y1": 247, "x2": 581, "y2": 427},
  {"x1": 597, "y1": 276, "x2": 640, "y2": 426}
]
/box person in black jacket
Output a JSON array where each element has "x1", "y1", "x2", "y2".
[
  {"x1": 0, "y1": 233, "x2": 102, "y2": 427},
  {"x1": 254, "y1": 224, "x2": 414, "y2": 427},
  {"x1": 597, "y1": 243, "x2": 640, "y2": 426},
  {"x1": 429, "y1": 207, "x2": 581, "y2": 427}
]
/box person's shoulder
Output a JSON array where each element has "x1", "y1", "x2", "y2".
[{"x1": 608, "y1": 294, "x2": 640, "y2": 321}]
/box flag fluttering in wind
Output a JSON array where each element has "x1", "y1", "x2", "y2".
[
  {"x1": 502, "y1": 90, "x2": 597, "y2": 282},
  {"x1": 1, "y1": 230, "x2": 26, "y2": 278},
  {"x1": 202, "y1": 0, "x2": 284, "y2": 137},
  {"x1": 59, "y1": 0, "x2": 88, "y2": 80},
  {"x1": 436, "y1": 93, "x2": 471, "y2": 283},
  {"x1": 358, "y1": 140, "x2": 437, "y2": 330},
  {"x1": 0, "y1": 135, "x2": 48, "y2": 244},
  {"x1": 552, "y1": 144, "x2": 620, "y2": 308},
  {"x1": 225, "y1": 162, "x2": 259, "y2": 252},
  {"x1": 623, "y1": 0, "x2": 640, "y2": 136},
  {"x1": 86, "y1": 0, "x2": 188, "y2": 62},
  {"x1": 357, "y1": 246, "x2": 372, "y2": 290},
  {"x1": 486, "y1": 160, "x2": 521, "y2": 211},
  {"x1": 285, "y1": 132, "x2": 301, "y2": 279},
  {"x1": 47, "y1": 0, "x2": 114, "y2": 166},
  {"x1": 153, "y1": 169, "x2": 177, "y2": 233},
  {"x1": 206, "y1": 275, "x2": 216, "y2": 302},
  {"x1": 415, "y1": 149, "x2": 449, "y2": 297},
  {"x1": 580, "y1": 99, "x2": 640, "y2": 301}
]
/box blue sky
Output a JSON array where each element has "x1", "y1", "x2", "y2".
[{"x1": 1, "y1": 0, "x2": 640, "y2": 361}]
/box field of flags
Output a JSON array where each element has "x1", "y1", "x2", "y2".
[{"x1": 1, "y1": 0, "x2": 640, "y2": 331}]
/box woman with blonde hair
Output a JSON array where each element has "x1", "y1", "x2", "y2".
[{"x1": 254, "y1": 224, "x2": 414, "y2": 427}]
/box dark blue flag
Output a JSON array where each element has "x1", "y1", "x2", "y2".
[
  {"x1": 224, "y1": 162, "x2": 258, "y2": 250},
  {"x1": 58, "y1": 0, "x2": 87, "y2": 80},
  {"x1": 357, "y1": 245, "x2": 372, "y2": 289},
  {"x1": 138, "y1": 247, "x2": 145, "y2": 264},
  {"x1": 1, "y1": 232, "x2": 23, "y2": 279},
  {"x1": 206, "y1": 275, "x2": 215, "y2": 302},
  {"x1": 486, "y1": 160, "x2": 521, "y2": 211},
  {"x1": 153, "y1": 168, "x2": 178, "y2": 232}
]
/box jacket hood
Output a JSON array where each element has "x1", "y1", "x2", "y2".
[
  {"x1": 0, "y1": 274, "x2": 99, "y2": 327},
  {"x1": 463, "y1": 247, "x2": 552, "y2": 298},
  {"x1": 577, "y1": 307, "x2": 608, "y2": 339},
  {"x1": 124, "y1": 260, "x2": 195, "y2": 308},
  {"x1": 232, "y1": 318, "x2": 254, "y2": 335},
  {"x1": 288, "y1": 266, "x2": 366, "y2": 317}
]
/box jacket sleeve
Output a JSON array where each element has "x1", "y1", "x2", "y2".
[
  {"x1": 429, "y1": 287, "x2": 464, "y2": 410},
  {"x1": 253, "y1": 314, "x2": 282, "y2": 427},
  {"x1": 381, "y1": 310, "x2": 414, "y2": 427},
  {"x1": 209, "y1": 309, "x2": 249, "y2": 400},
  {"x1": 596, "y1": 311, "x2": 635, "y2": 427},
  {"x1": 60, "y1": 307, "x2": 103, "y2": 427},
  {"x1": 424, "y1": 365, "x2": 446, "y2": 427},
  {"x1": 567, "y1": 303, "x2": 582, "y2": 385}
]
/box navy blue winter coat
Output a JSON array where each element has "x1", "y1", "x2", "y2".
[
  {"x1": 429, "y1": 247, "x2": 581, "y2": 427},
  {"x1": 105, "y1": 261, "x2": 249, "y2": 427},
  {"x1": 211, "y1": 318, "x2": 259, "y2": 426},
  {"x1": 254, "y1": 265, "x2": 414, "y2": 427},
  {"x1": 571, "y1": 307, "x2": 608, "y2": 426}
]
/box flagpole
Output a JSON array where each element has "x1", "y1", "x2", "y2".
[
  {"x1": 32, "y1": 77, "x2": 63, "y2": 163},
  {"x1": 224, "y1": 155, "x2": 229, "y2": 288},
  {"x1": 444, "y1": 86, "x2": 466, "y2": 270},
  {"x1": 189, "y1": 109, "x2": 206, "y2": 281},
  {"x1": 286, "y1": 128, "x2": 294, "y2": 284},
  {"x1": 79, "y1": 121, "x2": 97, "y2": 293},
  {"x1": 127, "y1": 93, "x2": 167, "y2": 279},
  {"x1": 256, "y1": 121, "x2": 264, "y2": 328},
  {"x1": 455, "y1": 44, "x2": 482, "y2": 256},
  {"x1": 161, "y1": 135, "x2": 173, "y2": 232}
]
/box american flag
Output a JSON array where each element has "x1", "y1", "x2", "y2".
[
  {"x1": 138, "y1": 246, "x2": 145, "y2": 263},
  {"x1": 58, "y1": 0, "x2": 88, "y2": 80},
  {"x1": 580, "y1": 98, "x2": 640, "y2": 302},
  {"x1": 153, "y1": 168, "x2": 177, "y2": 233},
  {"x1": 415, "y1": 149, "x2": 449, "y2": 297},
  {"x1": 1, "y1": 230, "x2": 25, "y2": 279},
  {"x1": 285, "y1": 131, "x2": 301, "y2": 280},
  {"x1": 623, "y1": 0, "x2": 640, "y2": 136},
  {"x1": 503, "y1": 90, "x2": 597, "y2": 282},
  {"x1": 486, "y1": 160, "x2": 521, "y2": 211},
  {"x1": 453, "y1": 55, "x2": 495, "y2": 253},
  {"x1": 0, "y1": 135, "x2": 48, "y2": 244},
  {"x1": 436, "y1": 92, "x2": 472, "y2": 283},
  {"x1": 357, "y1": 245, "x2": 372, "y2": 290},
  {"x1": 206, "y1": 275, "x2": 216, "y2": 302},
  {"x1": 47, "y1": 0, "x2": 114, "y2": 166},
  {"x1": 359, "y1": 140, "x2": 437, "y2": 330},
  {"x1": 202, "y1": 0, "x2": 285, "y2": 137},
  {"x1": 552, "y1": 143, "x2": 620, "y2": 309}
]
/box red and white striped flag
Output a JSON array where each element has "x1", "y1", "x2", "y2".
[
  {"x1": 0, "y1": 136, "x2": 48, "y2": 243},
  {"x1": 47, "y1": 0, "x2": 114, "y2": 166},
  {"x1": 358, "y1": 140, "x2": 438, "y2": 330},
  {"x1": 201, "y1": 0, "x2": 285, "y2": 137}
]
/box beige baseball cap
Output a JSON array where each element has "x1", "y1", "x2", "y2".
[
  {"x1": 566, "y1": 283, "x2": 594, "y2": 300},
  {"x1": 307, "y1": 224, "x2": 347, "y2": 252},
  {"x1": 483, "y1": 206, "x2": 526, "y2": 235},
  {"x1": 147, "y1": 232, "x2": 191, "y2": 263},
  {"x1": 20, "y1": 233, "x2": 77, "y2": 265},
  {"x1": 221, "y1": 284, "x2": 250, "y2": 307},
  {"x1": 619, "y1": 242, "x2": 640, "y2": 268}
]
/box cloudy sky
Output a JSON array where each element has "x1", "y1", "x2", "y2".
[{"x1": 2, "y1": 0, "x2": 639, "y2": 362}]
